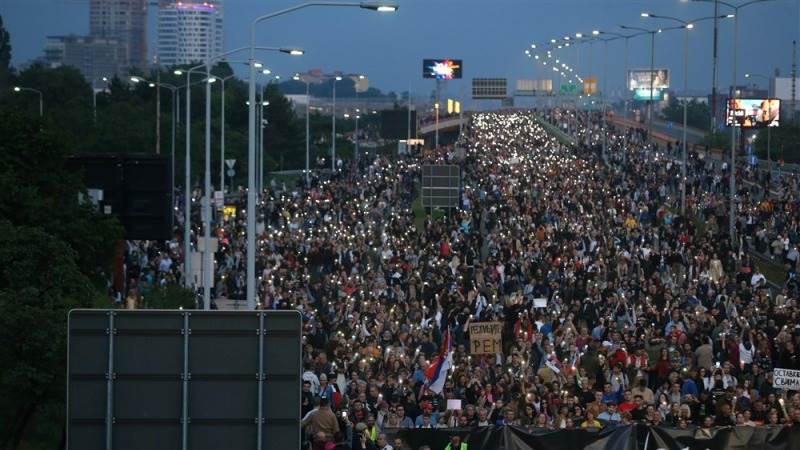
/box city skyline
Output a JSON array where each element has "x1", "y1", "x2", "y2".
[{"x1": 1, "y1": 0, "x2": 799, "y2": 99}]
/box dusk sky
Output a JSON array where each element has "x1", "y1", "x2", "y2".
[{"x1": 1, "y1": 0, "x2": 799, "y2": 101}]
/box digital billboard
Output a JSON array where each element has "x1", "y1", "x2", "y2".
[
  {"x1": 423, "y1": 59, "x2": 463, "y2": 80},
  {"x1": 628, "y1": 69, "x2": 669, "y2": 90},
  {"x1": 726, "y1": 98, "x2": 780, "y2": 128},
  {"x1": 633, "y1": 88, "x2": 664, "y2": 101}
]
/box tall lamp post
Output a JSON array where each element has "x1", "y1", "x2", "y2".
[
  {"x1": 690, "y1": 0, "x2": 776, "y2": 242},
  {"x1": 745, "y1": 72, "x2": 775, "y2": 177},
  {"x1": 618, "y1": 25, "x2": 663, "y2": 143},
  {"x1": 131, "y1": 76, "x2": 180, "y2": 216},
  {"x1": 331, "y1": 75, "x2": 343, "y2": 171},
  {"x1": 13, "y1": 86, "x2": 43, "y2": 117},
  {"x1": 642, "y1": 13, "x2": 733, "y2": 214},
  {"x1": 293, "y1": 72, "x2": 312, "y2": 186},
  {"x1": 217, "y1": 74, "x2": 235, "y2": 194},
  {"x1": 173, "y1": 46, "x2": 301, "y2": 299},
  {"x1": 92, "y1": 76, "x2": 109, "y2": 122},
  {"x1": 246, "y1": 1, "x2": 397, "y2": 313}
]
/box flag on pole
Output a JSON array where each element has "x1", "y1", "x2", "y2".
[{"x1": 424, "y1": 328, "x2": 453, "y2": 394}]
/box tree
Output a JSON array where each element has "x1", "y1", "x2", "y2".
[
  {"x1": 661, "y1": 96, "x2": 711, "y2": 130},
  {"x1": 754, "y1": 122, "x2": 800, "y2": 164},
  {"x1": 263, "y1": 83, "x2": 303, "y2": 171},
  {"x1": 0, "y1": 111, "x2": 122, "y2": 449}
]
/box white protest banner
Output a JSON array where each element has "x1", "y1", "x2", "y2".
[{"x1": 773, "y1": 368, "x2": 800, "y2": 390}]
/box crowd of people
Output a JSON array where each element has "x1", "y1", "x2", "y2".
[{"x1": 121, "y1": 108, "x2": 800, "y2": 450}]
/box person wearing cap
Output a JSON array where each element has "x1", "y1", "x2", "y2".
[{"x1": 443, "y1": 434, "x2": 467, "y2": 450}]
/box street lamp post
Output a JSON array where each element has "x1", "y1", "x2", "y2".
[
  {"x1": 92, "y1": 77, "x2": 109, "y2": 123},
  {"x1": 174, "y1": 65, "x2": 206, "y2": 290},
  {"x1": 331, "y1": 75, "x2": 342, "y2": 172},
  {"x1": 131, "y1": 76, "x2": 180, "y2": 212},
  {"x1": 246, "y1": 0, "x2": 397, "y2": 312},
  {"x1": 745, "y1": 73, "x2": 773, "y2": 177},
  {"x1": 219, "y1": 75, "x2": 235, "y2": 194},
  {"x1": 294, "y1": 73, "x2": 312, "y2": 186},
  {"x1": 619, "y1": 25, "x2": 662, "y2": 143},
  {"x1": 642, "y1": 14, "x2": 733, "y2": 214},
  {"x1": 690, "y1": 0, "x2": 776, "y2": 242},
  {"x1": 13, "y1": 86, "x2": 43, "y2": 117},
  {"x1": 176, "y1": 46, "x2": 302, "y2": 309}
]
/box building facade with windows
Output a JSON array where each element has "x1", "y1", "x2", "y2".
[
  {"x1": 89, "y1": 0, "x2": 148, "y2": 71},
  {"x1": 157, "y1": 1, "x2": 224, "y2": 67}
]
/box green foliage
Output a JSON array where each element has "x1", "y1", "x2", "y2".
[
  {"x1": 0, "y1": 111, "x2": 122, "y2": 449},
  {"x1": 701, "y1": 130, "x2": 731, "y2": 150},
  {"x1": 754, "y1": 122, "x2": 800, "y2": 164},
  {"x1": 661, "y1": 96, "x2": 711, "y2": 130}
]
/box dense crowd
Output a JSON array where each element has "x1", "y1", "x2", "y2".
[{"x1": 121, "y1": 109, "x2": 800, "y2": 450}]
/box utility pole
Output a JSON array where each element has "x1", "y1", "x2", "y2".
[{"x1": 711, "y1": 0, "x2": 720, "y2": 132}]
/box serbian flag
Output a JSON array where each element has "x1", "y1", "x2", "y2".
[{"x1": 424, "y1": 329, "x2": 453, "y2": 394}]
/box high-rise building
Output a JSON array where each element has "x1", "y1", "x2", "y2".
[
  {"x1": 44, "y1": 35, "x2": 122, "y2": 82},
  {"x1": 157, "y1": 1, "x2": 224, "y2": 67},
  {"x1": 89, "y1": 0, "x2": 148, "y2": 71}
]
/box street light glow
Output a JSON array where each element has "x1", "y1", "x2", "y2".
[
  {"x1": 149, "y1": 82, "x2": 156, "y2": 88},
  {"x1": 641, "y1": 12, "x2": 651, "y2": 17},
  {"x1": 13, "y1": 86, "x2": 21, "y2": 92},
  {"x1": 254, "y1": 62, "x2": 264, "y2": 68},
  {"x1": 686, "y1": 23, "x2": 694, "y2": 29},
  {"x1": 130, "y1": 76, "x2": 141, "y2": 83},
  {"x1": 359, "y1": 1, "x2": 399, "y2": 12},
  {"x1": 280, "y1": 48, "x2": 305, "y2": 56},
  {"x1": 592, "y1": 30, "x2": 600, "y2": 35},
  {"x1": 174, "y1": 70, "x2": 183, "y2": 76},
  {"x1": 335, "y1": 76, "x2": 343, "y2": 81},
  {"x1": 262, "y1": 69, "x2": 272, "y2": 75},
  {"x1": 575, "y1": 33, "x2": 583, "y2": 38},
  {"x1": 293, "y1": 74, "x2": 301, "y2": 81}
]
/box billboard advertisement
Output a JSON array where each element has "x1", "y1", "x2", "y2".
[
  {"x1": 472, "y1": 78, "x2": 507, "y2": 99},
  {"x1": 423, "y1": 59, "x2": 463, "y2": 80},
  {"x1": 583, "y1": 77, "x2": 597, "y2": 95},
  {"x1": 516, "y1": 79, "x2": 553, "y2": 93},
  {"x1": 628, "y1": 69, "x2": 669, "y2": 90},
  {"x1": 726, "y1": 98, "x2": 781, "y2": 127},
  {"x1": 633, "y1": 88, "x2": 664, "y2": 101}
]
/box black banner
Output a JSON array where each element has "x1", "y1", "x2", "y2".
[{"x1": 389, "y1": 424, "x2": 800, "y2": 450}]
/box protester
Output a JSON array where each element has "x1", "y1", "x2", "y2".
[{"x1": 125, "y1": 109, "x2": 800, "y2": 447}]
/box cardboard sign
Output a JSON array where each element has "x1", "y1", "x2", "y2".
[
  {"x1": 773, "y1": 368, "x2": 800, "y2": 390},
  {"x1": 468, "y1": 321, "x2": 503, "y2": 355},
  {"x1": 446, "y1": 399, "x2": 462, "y2": 410}
]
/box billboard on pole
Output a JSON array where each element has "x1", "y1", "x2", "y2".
[
  {"x1": 472, "y1": 78, "x2": 507, "y2": 99},
  {"x1": 628, "y1": 69, "x2": 669, "y2": 90},
  {"x1": 516, "y1": 79, "x2": 552, "y2": 94},
  {"x1": 423, "y1": 59, "x2": 463, "y2": 80},
  {"x1": 726, "y1": 98, "x2": 781, "y2": 127}
]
